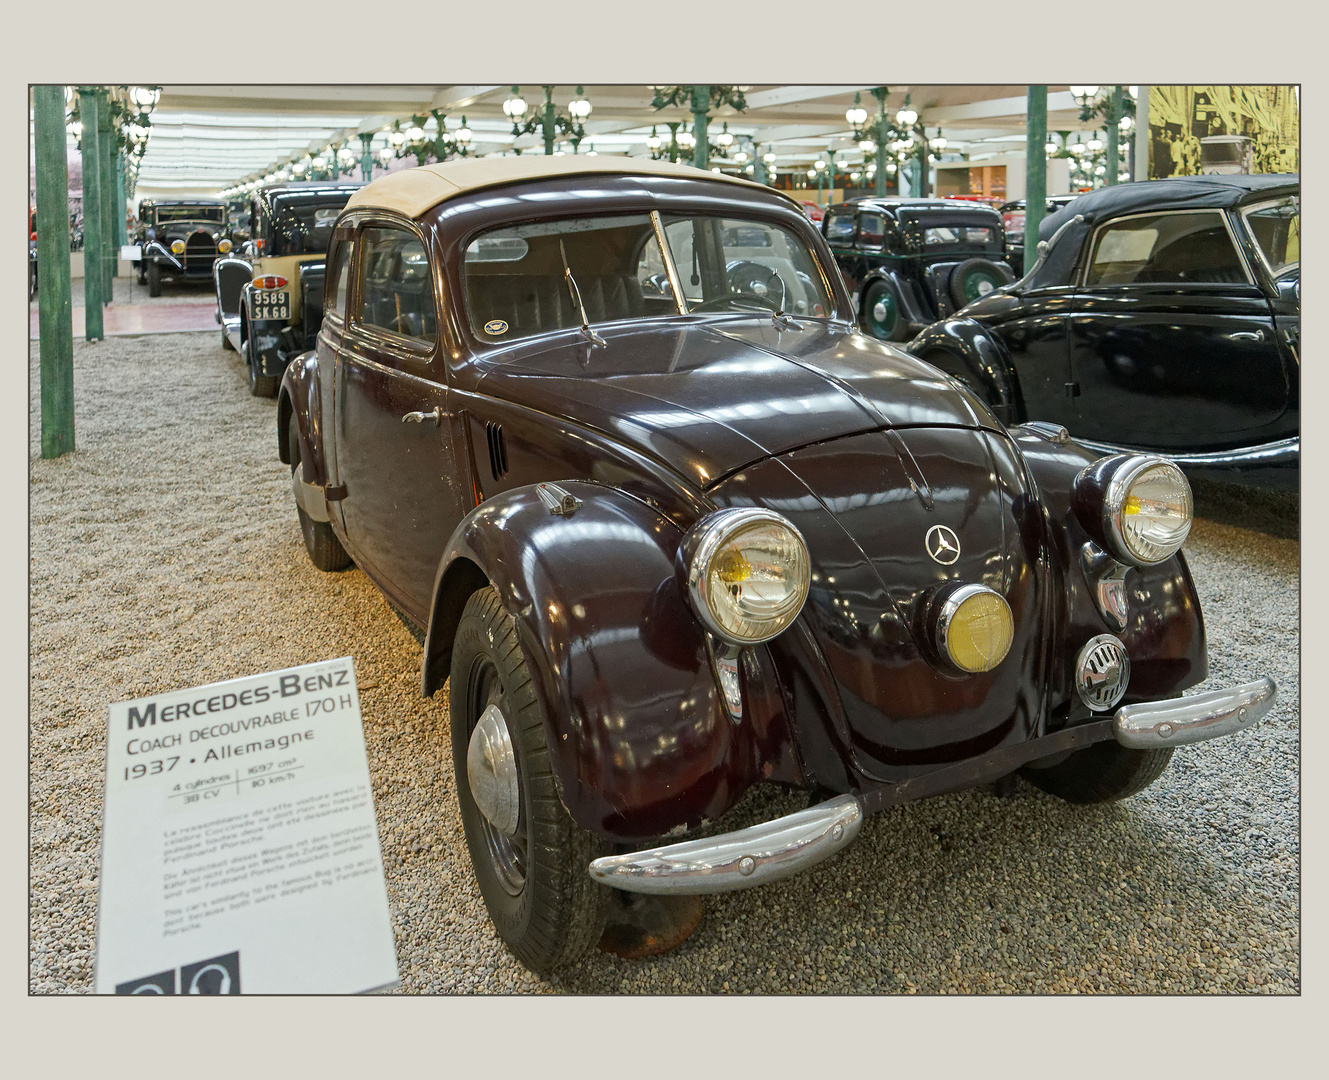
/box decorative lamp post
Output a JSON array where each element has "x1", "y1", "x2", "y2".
[{"x1": 652, "y1": 85, "x2": 747, "y2": 170}]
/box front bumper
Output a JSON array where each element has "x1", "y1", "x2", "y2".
[{"x1": 589, "y1": 677, "x2": 1277, "y2": 895}]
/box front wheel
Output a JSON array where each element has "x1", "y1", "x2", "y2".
[
  {"x1": 451, "y1": 586, "x2": 612, "y2": 974},
  {"x1": 860, "y1": 279, "x2": 910, "y2": 342},
  {"x1": 147, "y1": 260, "x2": 162, "y2": 297},
  {"x1": 1021, "y1": 741, "x2": 1174, "y2": 804}
]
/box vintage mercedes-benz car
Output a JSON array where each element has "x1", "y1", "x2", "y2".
[
  {"x1": 910, "y1": 175, "x2": 1299, "y2": 489},
  {"x1": 135, "y1": 199, "x2": 231, "y2": 296},
  {"x1": 278, "y1": 157, "x2": 1276, "y2": 974},
  {"x1": 823, "y1": 197, "x2": 1015, "y2": 342},
  {"x1": 214, "y1": 180, "x2": 362, "y2": 396}
]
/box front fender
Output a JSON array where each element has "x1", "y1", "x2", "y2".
[
  {"x1": 277, "y1": 351, "x2": 327, "y2": 519},
  {"x1": 422, "y1": 482, "x2": 796, "y2": 841},
  {"x1": 909, "y1": 316, "x2": 1023, "y2": 423},
  {"x1": 143, "y1": 241, "x2": 182, "y2": 271}
]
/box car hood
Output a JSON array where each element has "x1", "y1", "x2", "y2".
[{"x1": 473, "y1": 317, "x2": 1000, "y2": 490}]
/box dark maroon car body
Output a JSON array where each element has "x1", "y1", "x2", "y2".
[{"x1": 277, "y1": 161, "x2": 1211, "y2": 846}]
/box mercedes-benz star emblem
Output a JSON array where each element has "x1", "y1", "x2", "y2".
[{"x1": 926, "y1": 525, "x2": 961, "y2": 565}]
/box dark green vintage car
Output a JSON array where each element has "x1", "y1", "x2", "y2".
[{"x1": 822, "y1": 197, "x2": 1015, "y2": 341}]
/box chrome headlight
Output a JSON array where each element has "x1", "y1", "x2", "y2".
[
  {"x1": 217, "y1": 238, "x2": 233, "y2": 254},
  {"x1": 170, "y1": 238, "x2": 186, "y2": 255},
  {"x1": 681, "y1": 508, "x2": 810, "y2": 645},
  {"x1": 1076, "y1": 454, "x2": 1192, "y2": 565}
]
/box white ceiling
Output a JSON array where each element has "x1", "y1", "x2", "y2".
[{"x1": 37, "y1": 85, "x2": 1105, "y2": 199}]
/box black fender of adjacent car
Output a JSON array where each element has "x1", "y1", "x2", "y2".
[{"x1": 910, "y1": 316, "x2": 1024, "y2": 426}]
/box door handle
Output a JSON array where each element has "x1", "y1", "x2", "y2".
[
  {"x1": 402, "y1": 407, "x2": 442, "y2": 426},
  {"x1": 1227, "y1": 330, "x2": 1264, "y2": 342}
]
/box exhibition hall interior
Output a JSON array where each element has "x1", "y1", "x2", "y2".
[{"x1": 29, "y1": 84, "x2": 1298, "y2": 998}]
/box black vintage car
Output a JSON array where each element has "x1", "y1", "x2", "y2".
[
  {"x1": 910, "y1": 175, "x2": 1299, "y2": 489},
  {"x1": 278, "y1": 157, "x2": 1275, "y2": 975},
  {"x1": 822, "y1": 197, "x2": 1015, "y2": 341},
  {"x1": 135, "y1": 199, "x2": 231, "y2": 296},
  {"x1": 1000, "y1": 194, "x2": 1081, "y2": 276},
  {"x1": 214, "y1": 181, "x2": 363, "y2": 397}
]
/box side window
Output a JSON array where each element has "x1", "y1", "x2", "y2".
[
  {"x1": 1086, "y1": 211, "x2": 1246, "y2": 286},
  {"x1": 324, "y1": 235, "x2": 354, "y2": 322},
  {"x1": 355, "y1": 225, "x2": 436, "y2": 344},
  {"x1": 824, "y1": 210, "x2": 856, "y2": 244},
  {"x1": 857, "y1": 213, "x2": 886, "y2": 249}
]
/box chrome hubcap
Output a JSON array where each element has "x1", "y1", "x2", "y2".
[
  {"x1": 467, "y1": 703, "x2": 520, "y2": 836},
  {"x1": 872, "y1": 300, "x2": 889, "y2": 322}
]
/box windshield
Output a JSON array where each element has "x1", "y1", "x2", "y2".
[
  {"x1": 156, "y1": 206, "x2": 225, "y2": 224},
  {"x1": 463, "y1": 211, "x2": 835, "y2": 343},
  {"x1": 1242, "y1": 195, "x2": 1299, "y2": 277}
]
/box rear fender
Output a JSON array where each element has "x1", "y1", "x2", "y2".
[
  {"x1": 861, "y1": 267, "x2": 930, "y2": 325},
  {"x1": 910, "y1": 316, "x2": 1024, "y2": 423},
  {"x1": 422, "y1": 481, "x2": 798, "y2": 840}
]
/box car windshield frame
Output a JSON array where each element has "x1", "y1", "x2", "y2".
[
  {"x1": 460, "y1": 208, "x2": 842, "y2": 345},
  {"x1": 1240, "y1": 194, "x2": 1299, "y2": 279},
  {"x1": 155, "y1": 205, "x2": 226, "y2": 225}
]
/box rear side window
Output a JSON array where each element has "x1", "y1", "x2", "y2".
[
  {"x1": 324, "y1": 236, "x2": 354, "y2": 322},
  {"x1": 355, "y1": 226, "x2": 436, "y2": 343},
  {"x1": 824, "y1": 210, "x2": 856, "y2": 243},
  {"x1": 1086, "y1": 211, "x2": 1247, "y2": 286},
  {"x1": 857, "y1": 213, "x2": 886, "y2": 248}
]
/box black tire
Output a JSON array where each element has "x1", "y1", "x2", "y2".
[
  {"x1": 948, "y1": 258, "x2": 1015, "y2": 310},
  {"x1": 451, "y1": 586, "x2": 612, "y2": 974},
  {"x1": 860, "y1": 278, "x2": 910, "y2": 342},
  {"x1": 1021, "y1": 741, "x2": 1174, "y2": 805},
  {"x1": 147, "y1": 260, "x2": 162, "y2": 297},
  {"x1": 287, "y1": 423, "x2": 351, "y2": 572},
  {"x1": 245, "y1": 334, "x2": 279, "y2": 398}
]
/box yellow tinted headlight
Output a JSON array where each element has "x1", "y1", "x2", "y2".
[
  {"x1": 936, "y1": 585, "x2": 1014, "y2": 673},
  {"x1": 170, "y1": 239, "x2": 186, "y2": 255},
  {"x1": 218, "y1": 238, "x2": 232, "y2": 254}
]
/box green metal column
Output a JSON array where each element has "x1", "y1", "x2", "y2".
[
  {"x1": 78, "y1": 87, "x2": 105, "y2": 340},
  {"x1": 1024, "y1": 86, "x2": 1048, "y2": 273},
  {"x1": 691, "y1": 85, "x2": 709, "y2": 170},
  {"x1": 359, "y1": 133, "x2": 375, "y2": 180},
  {"x1": 667, "y1": 122, "x2": 680, "y2": 164},
  {"x1": 115, "y1": 153, "x2": 128, "y2": 246},
  {"x1": 916, "y1": 141, "x2": 930, "y2": 197},
  {"x1": 1105, "y1": 86, "x2": 1122, "y2": 185},
  {"x1": 98, "y1": 93, "x2": 116, "y2": 290},
  {"x1": 541, "y1": 86, "x2": 555, "y2": 155},
  {"x1": 874, "y1": 89, "x2": 890, "y2": 198},
  {"x1": 35, "y1": 86, "x2": 76, "y2": 459}
]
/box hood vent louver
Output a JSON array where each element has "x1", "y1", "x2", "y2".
[{"x1": 485, "y1": 422, "x2": 508, "y2": 481}]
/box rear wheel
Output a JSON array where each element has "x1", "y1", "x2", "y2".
[
  {"x1": 451, "y1": 586, "x2": 612, "y2": 974},
  {"x1": 948, "y1": 258, "x2": 1014, "y2": 309},
  {"x1": 245, "y1": 334, "x2": 279, "y2": 398},
  {"x1": 1021, "y1": 742, "x2": 1174, "y2": 804},
  {"x1": 860, "y1": 279, "x2": 910, "y2": 342},
  {"x1": 287, "y1": 423, "x2": 351, "y2": 572},
  {"x1": 147, "y1": 260, "x2": 162, "y2": 297}
]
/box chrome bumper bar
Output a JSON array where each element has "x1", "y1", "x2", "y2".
[
  {"x1": 1112, "y1": 676, "x2": 1277, "y2": 749},
  {"x1": 588, "y1": 793, "x2": 863, "y2": 896},
  {"x1": 589, "y1": 678, "x2": 1276, "y2": 896}
]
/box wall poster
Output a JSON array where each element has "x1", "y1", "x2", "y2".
[{"x1": 1147, "y1": 86, "x2": 1299, "y2": 178}]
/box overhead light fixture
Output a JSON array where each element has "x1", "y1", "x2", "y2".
[
  {"x1": 896, "y1": 106, "x2": 918, "y2": 127},
  {"x1": 502, "y1": 87, "x2": 527, "y2": 121},
  {"x1": 568, "y1": 87, "x2": 592, "y2": 120}
]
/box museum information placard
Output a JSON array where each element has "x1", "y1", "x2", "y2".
[{"x1": 94, "y1": 657, "x2": 398, "y2": 994}]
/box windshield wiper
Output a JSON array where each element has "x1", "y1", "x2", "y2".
[{"x1": 559, "y1": 238, "x2": 606, "y2": 347}]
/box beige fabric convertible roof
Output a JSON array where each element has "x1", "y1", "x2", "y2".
[{"x1": 345, "y1": 155, "x2": 792, "y2": 219}]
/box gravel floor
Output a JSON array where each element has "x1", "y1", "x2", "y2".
[{"x1": 29, "y1": 332, "x2": 1300, "y2": 995}]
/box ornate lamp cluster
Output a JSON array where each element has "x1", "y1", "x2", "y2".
[
  {"x1": 1062, "y1": 86, "x2": 1137, "y2": 187},
  {"x1": 503, "y1": 86, "x2": 593, "y2": 154},
  {"x1": 387, "y1": 110, "x2": 475, "y2": 165},
  {"x1": 65, "y1": 85, "x2": 160, "y2": 197},
  {"x1": 844, "y1": 89, "x2": 938, "y2": 191}
]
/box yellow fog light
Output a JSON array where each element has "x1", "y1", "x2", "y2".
[
  {"x1": 170, "y1": 239, "x2": 186, "y2": 255},
  {"x1": 936, "y1": 584, "x2": 1013, "y2": 674},
  {"x1": 218, "y1": 238, "x2": 233, "y2": 254}
]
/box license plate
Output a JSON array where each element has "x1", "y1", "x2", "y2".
[{"x1": 252, "y1": 289, "x2": 290, "y2": 321}]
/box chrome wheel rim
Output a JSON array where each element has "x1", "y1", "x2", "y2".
[
  {"x1": 869, "y1": 289, "x2": 895, "y2": 337},
  {"x1": 467, "y1": 657, "x2": 527, "y2": 896}
]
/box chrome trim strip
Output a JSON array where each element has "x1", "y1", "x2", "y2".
[
  {"x1": 1113, "y1": 677, "x2": 1277, "y2": 748},
  {"x1": 651, "y1": 210, "x2": 688, "y2": 316},
  {"x1": 1079, "y1": 542, "x2": 1131, "y2": 631},
  {"x1": 1074, "y1": 436, "x2": 1299, "y2": 469},
  {"x1": 588, "y1": 794, "x2": 863, "y2": 895}
]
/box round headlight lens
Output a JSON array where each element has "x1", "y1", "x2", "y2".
[
  {"x1": 218, "y1": 238, "x2": 233, "y2": 254},
  {"x1": 1106, "y1": 457, "x2": 1192, "y2": 564},
  {"x1": 686, "y1": 509, "x2": 810, "y2": 645},
  {"x1": 936, "y1": 584, "x2": 1014, "y2": 673},
  {"x1": 170, "y1": 238, "x2": 186, "y2": 255}
]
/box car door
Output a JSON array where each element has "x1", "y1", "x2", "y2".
[
  {"x1": 333, "y1": 219, "x2": 471, "y2": 623},
  {"x1": 1065, "y1": 209, "x2": 1286, "y2": 450}
]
